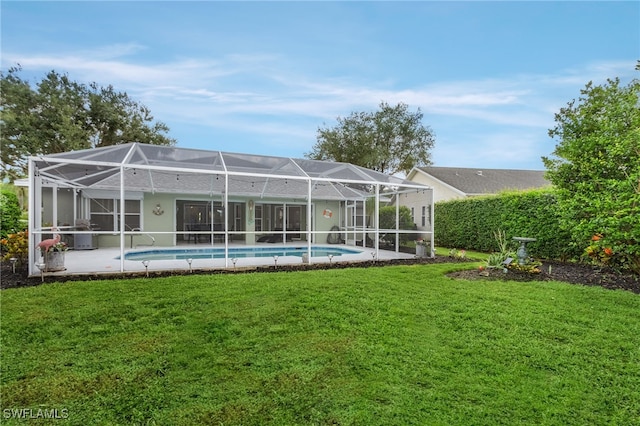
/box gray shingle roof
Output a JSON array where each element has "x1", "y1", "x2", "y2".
[{"x1": 418, "y1": 166, "x2": 550, "y2": 195}]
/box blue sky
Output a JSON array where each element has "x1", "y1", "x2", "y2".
[{"x1": 2, "y1": 1, "x2": 638, "y2": 172}]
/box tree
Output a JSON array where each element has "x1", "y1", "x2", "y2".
[
  {"x1": 87, "y1": 83, "x2": 173, "y2": 148},
  {"x1": 306, "y1": 102, "x2": 435, "y2": 175},
  {"x1": 0, "y1": 67, "x2": 176, "y2": 182},
  {"x1": 542, "y1": 77, "x2": 640, "y2": 273}
]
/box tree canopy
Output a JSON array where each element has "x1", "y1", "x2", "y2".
[
  {"x1": 0, "y1": 67, "x2": 176, "y2": 182},
  {"x1": 306, "y1": 102, "x2": 435, "y2": 176},
  {"x1": 543, "y1": 77, "x2": 640, "y2": 273}
]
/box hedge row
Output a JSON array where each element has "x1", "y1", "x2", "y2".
[
  {"x1": 434, "y1": 189, "x2": 577, "y2": 260},
  {"x1": 0, "y1": 190, "x2": 22, "y2": 240}
]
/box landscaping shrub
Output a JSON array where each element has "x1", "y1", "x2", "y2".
[
  {"x1": 434, "y1": 189, "x2": 576, "y2": 260},
  {"x1": 543, "y1": 77, "x2": 640, "y2": 273},
  {"x1": 0, "y1": 189, "x2": 22, "y2": 239},
  {"x1": 0, "y1": 230, "x2": 28, "y2": 266}
]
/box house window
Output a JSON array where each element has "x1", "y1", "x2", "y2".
[
  {"x1": 411, "y1": 207, "x2": 415, "y2": 223},
  {"x1": 89, "y1": 198, "x2": 141, "y2": 231},
  {"x1": 421, "y1": 206, "x2": 426, "y2": 227}
]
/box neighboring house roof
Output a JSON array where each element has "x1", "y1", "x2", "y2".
[{"x1": 412, "y1": 166, "x2": 550, "y2": 196}]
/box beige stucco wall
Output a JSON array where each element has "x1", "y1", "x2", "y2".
[
  {"x1": 93, "y1": 193, "x2": 175, "y2": 248},
  {"x1": 410, "y1": 171, "x2": 464, "y2": 203},
  {"x1": 401, "y1": 191, "x2": 433, "y2": 240},
  {"x1": 40, "y1": 188, "x2": 348, "y2": 249},
  {"x1": 41, "y1": 187, "x2": 76, "y2": 228},
  {"x1": 97, "y1": 197, "x2": 346, "y2": 247},
  {"x1": 313, "y1": 201, "x2": 342, "y2": 244},
  {"x1": 141, "y1": 193, "x2": 175, "y2": 247}
]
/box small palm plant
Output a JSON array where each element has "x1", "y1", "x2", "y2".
[
  {"x1": 486, "y1": 229, "x2": 516, "y2": 269},
  {"x1": 486, "y1": 229, "x2": 541, "y2": 274}
]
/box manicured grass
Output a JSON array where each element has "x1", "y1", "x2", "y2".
[{"x1": 1, "y1": 263, "x2": 639, "y2": 425}]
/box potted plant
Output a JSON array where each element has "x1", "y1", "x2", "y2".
[
  {"x1": 43, "y1": 241, "x2": 68, "y2": 272},
  {"x1": 415, "y1": 239, "x2": 427, "y2": 258}
]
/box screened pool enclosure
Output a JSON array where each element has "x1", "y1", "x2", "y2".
[{"x1": 28, "y1": 143, "x2": 434, "y2": 275}]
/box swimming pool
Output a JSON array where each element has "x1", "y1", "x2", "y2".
[{"x1": 120, "y1": 245, "x2": 363, "y2": 261}]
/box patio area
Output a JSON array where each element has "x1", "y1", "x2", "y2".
[
  {"x1": 27, "y1": 143, "x2": 434, "y2": 277},
  {"x1": 34, "y1": 243, "x2": 419, "y2": 278}
]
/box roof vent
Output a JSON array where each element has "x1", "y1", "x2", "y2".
[{"x1": 476, "y1": 170, "x2": 483, "y2": 176}]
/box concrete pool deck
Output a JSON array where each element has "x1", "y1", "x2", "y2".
[{"x1": 32, "y1": 243, "x2": 420, "y2": 278}]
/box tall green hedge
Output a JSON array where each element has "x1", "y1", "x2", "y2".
[
  {"x1": 0, "y1": 190, "x2": 22, "y2": 240},
  {"x1": 434, "y1": 189, "x2": 577, "y2": 260}
]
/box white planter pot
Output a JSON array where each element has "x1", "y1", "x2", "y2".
[
  {"x1": 416, "y1": 245, "x2": 426, "y2": 258},
  {"x1": 44, "y1": 251, "x2": 66, "y2": 272}
]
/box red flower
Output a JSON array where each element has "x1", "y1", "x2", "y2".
[
  {"x1": 592, "y1": 234, "x2": 602, "y2": 241},
  {"x1": 603, "y1": 247, "x2": 613, "y2": 256}
]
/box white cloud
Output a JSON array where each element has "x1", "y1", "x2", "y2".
[
  {"x1": 87, "y1": 43, "x2": 148, "y2": 60},
  {"x1": 3, "y1": 46, "x2": 634, "y2": 168}
]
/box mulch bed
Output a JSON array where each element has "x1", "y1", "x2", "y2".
[
  {"x1": 0, "y1": 256, "x2": 463, "y2": 290},
  {"x1": 1, "y1": 257, "x2": 638, "y2": 294},
  {"x1": 447, "y1": 260, "x2": 640, "y2": 294}
]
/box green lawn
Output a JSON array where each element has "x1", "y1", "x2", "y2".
[{"x1": 1, "y1": 263, "x2": 639, "y2": 425}]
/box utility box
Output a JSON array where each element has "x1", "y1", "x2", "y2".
[
  {"x1": 74, "y1": 234, "x2": 95, "y2": 250},
  {"x1": 74, "y1": 219, "x2": 96, "y2": 250}
]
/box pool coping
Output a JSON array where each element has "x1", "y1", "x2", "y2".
[{"x1": 32, "y1": 243, "x2": 418, "y2": 277}]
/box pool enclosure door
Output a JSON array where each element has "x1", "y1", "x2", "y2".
[{"x1": 345, "y1": 201, "x2": 367, "y2": 246}]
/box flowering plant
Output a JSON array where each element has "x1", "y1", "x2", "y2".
[
  {"x1": 49, "y1": 241, "x2": 68, "y2": 252},
  {"x1": 448, "y1": 248, "x2": 466, "y2": 259},
  {"x1": 585, "y1": 233, "x2": 613, "y2": 265},
  {"x1": 415, "y1": 239, "x2": 428, "y2": 246},
  {"x1": 506, "y1": 260, "x2": 542, "y2": 274},
  {"x1": 1, "y1": 231, "x2": 29, "y2": 265}
]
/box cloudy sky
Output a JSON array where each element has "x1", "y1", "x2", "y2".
[{"x1": 2, "y1": 1, "x2": 638, "y2": 171}]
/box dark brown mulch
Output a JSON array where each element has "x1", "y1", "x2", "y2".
[
  {"x1": 0, "y1": 256, "x2": 465, "y2": 290},
  {"x1": 447, "y1": 260, "x2": 640, "y2": 294},
  {"x1": 2, "y1": 257, "x2": 638, "y2": 294}
]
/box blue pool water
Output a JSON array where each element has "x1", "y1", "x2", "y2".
[{"x1": 120, "y1": 246, "x2": 362, "y2": 261}]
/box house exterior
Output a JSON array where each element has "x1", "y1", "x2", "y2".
[
  {"x1": 399, "y1": 166, "x2": 550, "y2": 236},
  {"x1": 408, "y1": 166, "x2": 550, "y2": 203},
  {"x1": 27, "y1": 143, "x2": 434, "y2": 275}
]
